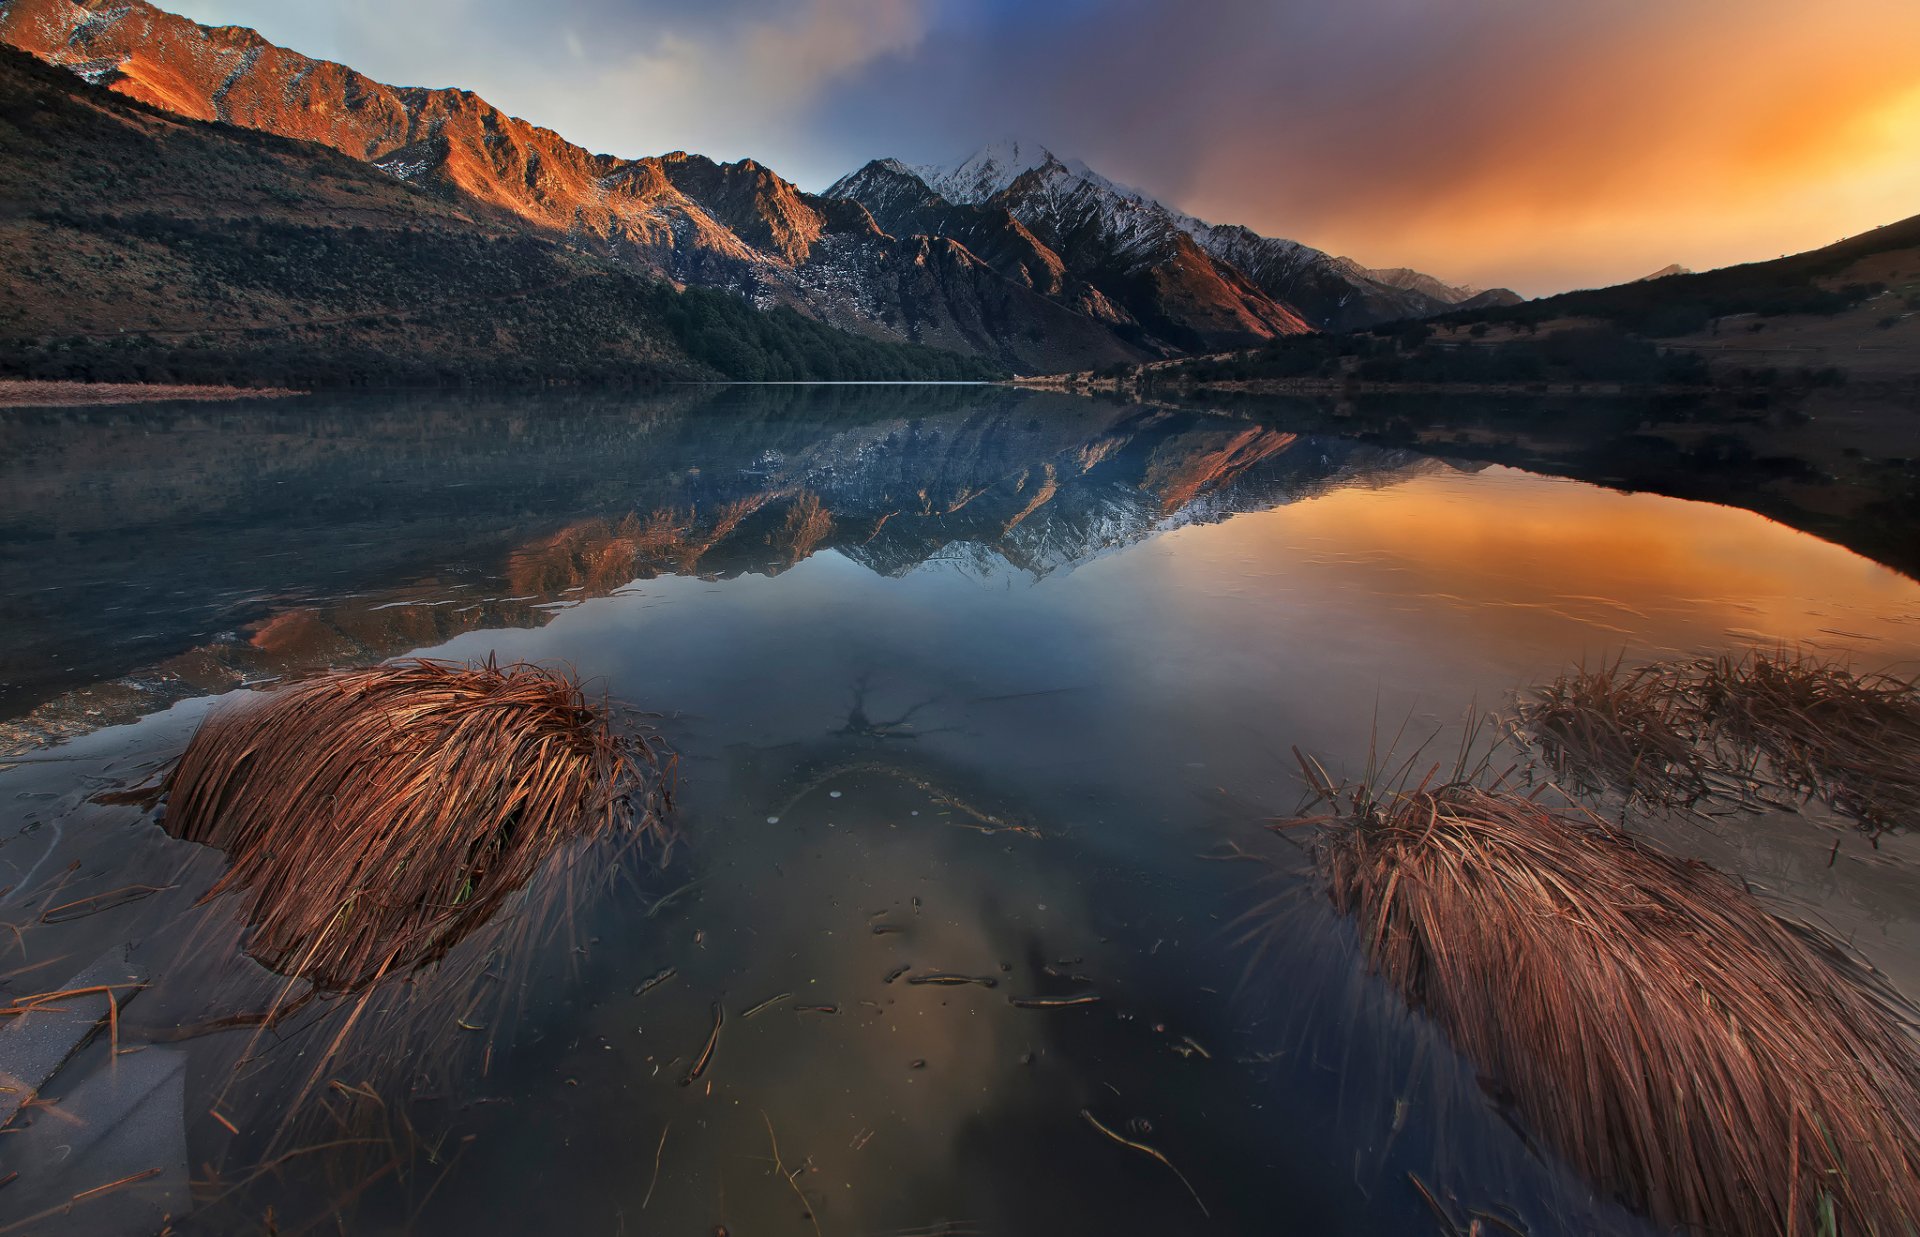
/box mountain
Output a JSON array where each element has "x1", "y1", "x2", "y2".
[
  {"x1": 0, "y1": 45, "x2": 998, "y2": 386},
  {"x1": 835, "y1": 140, "x2": 1521, "y2": 342},
  {"x1": 1639, "y1": 264, "x2": 1694, "y2": 281},
  {"x1": 900, "y1": 142, "x2": 1317, "y2": 349},
  {"x1": 0, "y1": 1, "x2": 1524, "y2": 375},
  {"x1": 825, "y1": 158, "x2": 1137, "y2": 329},
  {"x1": 1108, "y1": 210, "x2": 1920, "y2": 394},
  {"x1": 0, "y1": 0, "x2": 1136, "y2": 374}
]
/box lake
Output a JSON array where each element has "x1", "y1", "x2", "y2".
[{"x1": 3, "y1": 385, "x2": 1916, "y2": 1236}]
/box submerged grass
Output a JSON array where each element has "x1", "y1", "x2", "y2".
[
  {"x1": 1696, "y1": 650, "x2": 1920, "y2": 834},
  {"x1": 1518, "y1": 654, "x2": 1713, "y2": 807},
  {"x1": 162, "y1": 658, "x2": 666, "y2": 991},
  {"x1": 1519, "y1": 649, "x2": 1920, "y2": 832},
  {"x1": 1296, "y1": 770, "x2": 1920, "y2": 1236}
]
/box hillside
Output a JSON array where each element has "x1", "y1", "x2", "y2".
[
  {"x1": 1091, "y1": 213, "x2": 1920, "y2": 392},
  {"x1": 0, "y1": 46, "x2": 999, "y2": 386},
  {"x1": 1, "y1": 1, "x2": 1522, "y2": 373},
  {"x1": 0, "y1": 0, "x2": 1138, "y2": 373}
]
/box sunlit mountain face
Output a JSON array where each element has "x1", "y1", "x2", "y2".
[{"x1": 0, "y1": 0, "x2": 1518, "y2": 375}]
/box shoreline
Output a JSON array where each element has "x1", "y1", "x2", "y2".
[{"x1": 0, "y1": 379, "x2": 307, "y2": 409}]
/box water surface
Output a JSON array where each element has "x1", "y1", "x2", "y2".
[{"x1": 2, "y1": 386, "x2": 1916, "y2": 1236}]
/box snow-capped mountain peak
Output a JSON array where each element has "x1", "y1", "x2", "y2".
[{"x1": 917, "y1": 139, "x2": 1072, "y2": 204}]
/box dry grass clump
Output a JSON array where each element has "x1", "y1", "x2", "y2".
[
  {"x1": 1518, "y1": 655, "x2": 1711, "y2": 807},
  {"x1": 1697, "y1": 650, "x2": 1920, "y2": 834},
  {"x1": 1305, "y1": 776, "x2": 1920, "y2": 1236},
  {"x1": 1519, "y1": 649, "x2": 1920, "y2": 832},
  {"x1": 162, "y1": 659, "x2": 666, "y2": 990}
]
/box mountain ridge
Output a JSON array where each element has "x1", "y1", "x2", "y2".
[
  {"x1": 0, "y1": 44, "x2": 1003, "y2": 386},
  {"x1": 0, "y1": 0, "x2": 1141, "y2": 373},
  {"x1": 2, "y1": 0, "x2": 1527, "y2": 373},
  {"x1": 852, "y1": 141, "x2": 1523, "y2": 334}
]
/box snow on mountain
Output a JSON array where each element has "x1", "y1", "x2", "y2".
[
  {"x1": 914, "y1": 138, "x2": 1057, "y2": 204},
  {"x1": 907, "y1": 142, "x2": 1520, "y2": 330},
  {"x1": 1349, "y1": 265, "x2": 1482, "y2": 304}
]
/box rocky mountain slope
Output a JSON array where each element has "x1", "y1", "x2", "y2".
[
  {"x1": 0, "y1": 46, "x2": 998, "y2": 386},
  {"x1": 0, "y1": 0, "x2": 1135, "y2": 373},
  {"x1": 833, "y1": 144, "x2": 1520, "y2": 345},
  {"x1": 0, "y1": 0, "x2": 1524, "y2": 374},
  {"x1": 1105, "y1": 211, "x2": 1920, "y2": 399}
]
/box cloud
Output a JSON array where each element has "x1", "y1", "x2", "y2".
[
  {"x1": 169, "y1": 0, "x2": 935, "y2": 169},
  {"x1": 812, "y1": 0, "x2": 1920, "y2": 293}
]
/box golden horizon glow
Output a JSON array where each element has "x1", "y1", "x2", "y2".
[
  {"x1": 1152, "y1": 467, "x2": 1920, "y2": 663},
  {"x1": 1178, "y1": 3, "x2": 1920, "y2": 293}
]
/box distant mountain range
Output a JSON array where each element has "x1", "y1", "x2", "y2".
[{"x1": 0, "y1": 0, "x2": 1520, "y2": 375}]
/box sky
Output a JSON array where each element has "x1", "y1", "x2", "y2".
[{"x1": 165, "y1": 0, "x2": 1920, "y2": 296}]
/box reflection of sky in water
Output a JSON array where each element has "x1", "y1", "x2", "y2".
[
  {"x1": 407, "y1": 465, "x2": 1920, "y2": 1235},
  {"x1": 3, "y1": 403, "x2": 1918, "y2": 1236}
]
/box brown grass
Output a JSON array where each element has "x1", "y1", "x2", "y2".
[
  {"x1": 1518, "y1": 654, "x2": 1712, "y2": 807},
  {"x1": 1697, "y1": 650, "x2": 1920, "y2": 834},
  {"x1": 1302, "y1": 775, "x2": 1920, "y2": 1236},
  {"x1": 1519, "y1": 650, "x2": 1920, "y2": 832},
  {"x1": 161, "y1": 658, "x2": 666, "y2": 990}
]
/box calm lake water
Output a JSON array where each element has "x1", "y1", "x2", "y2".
[{"x1": 2, "y1": 386, "x2": 1917, "y2": 1236}]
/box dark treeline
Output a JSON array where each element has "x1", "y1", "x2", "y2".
[
  {"x1": 1154, "y1": 322, "x2": 1725, "y2": 388},
  {"x1": 1434, "y1": 214, "x2": 1920, "y2": 338}
]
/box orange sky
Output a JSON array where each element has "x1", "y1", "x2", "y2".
[{"x1": 1167, "y1": 2, "x2": 1920, "y2": 291}]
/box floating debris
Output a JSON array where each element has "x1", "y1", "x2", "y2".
[
  {"x1": 681, "y1": 1002, "x2": 724, "y2": 1087},
  {"x1": 741, "y1": 993, "x2": 792, "y2": 1020},
  {"x1": 1009, "y1": 993, "x2": 1100, "y2": 1009},
  {"x1": 634, "y1": 967, "x2": 678, "y2": 998},
  {"x1": 1081, "y1": 1108, "x2": 1208, "y2": 1217},
  {"x1": 645, "y1": 878, "x2": 702, "y2": 920},
  {"x1": 907, "y1": 973, "x2": 998, "y2": 988}
]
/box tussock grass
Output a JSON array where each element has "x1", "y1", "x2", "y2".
[
  {"x1": 1697, "y1": 650, "x2": 1920, "y2": 834},
  {"x1": 162, "y1": 659, "x2": 665, "y2": 990},
  {"x1": 1520, "y1": 649, "x2": 1920, "y2": 832},
  {"x1": 1299, "y1": 772, "x2": 1920, "y2": 1236},
  {"x1": 1520, "y1": 654, "x2": 1711, "y2": 807}
]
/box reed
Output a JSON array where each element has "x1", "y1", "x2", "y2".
[
  {"x1": 162, "y1": 659, "x2": 665, "y2": 990},
  {"x1": 1303, "y1": 776, "x2": 1920, "y2": 1236},
  {"x1": 1697, "y1": 649, "x2": 1920, "y2": 834},
  {"x1": 1518, "y1": 654, "x2": 1710, "y2": 807},
  {"x1": 1519, "y1": 649, "x2": 1920, "y2": 832}
]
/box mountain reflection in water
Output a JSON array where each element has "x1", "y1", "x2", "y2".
[
  {"x1": 1, "y1": 385, "x2": 1917, "y2": 1237},
  {"x1": 0, "y1": 387, "x2": 1452, "y2": 748}
]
